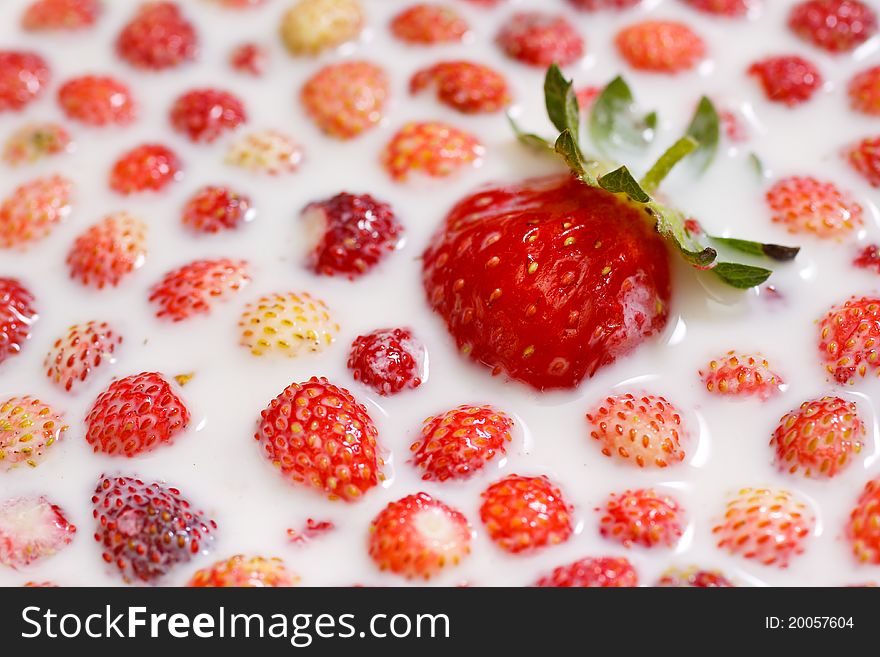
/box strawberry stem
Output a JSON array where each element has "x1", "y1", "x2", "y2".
[{"x1": 641, "y1": 136, "x2": 698, "y2": 193}]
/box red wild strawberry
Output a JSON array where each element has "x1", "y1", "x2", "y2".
[
  {"x1": 116, "y1": 2, "x2": 198, "y2": 70},
  {"x1": 301, "y1": 61, "x2": 389, "y2": 140},
  {"x1": 0, "y1": 496, "x2": 75, "y2": 568},
  {"x1": 23, "y1": 581, "x2": 59, "y2": 587},
  {"x1": 382, "y1": 121, "x2": 483, "y2": 182},
  {"x1": 534, "y1": 557, "x2": 638, "y2": 587},
  {"x1": 109, "y1": 143, "x2": 182, "y2": 194},
  {"x1": 410, "y1": 404, "x2": 512, "y2": 481},
  {"x1": 213, "y1": 0, "x2": 266, "y2": 7},
  {"x1": 0, "y1": 174, "x2": 73, "y2": 248},
  {"x1": 279, "y1": 0, "x2": 364, "y2": 56},
  {"x1": 699, "y1": 351, "x2": 784, "y2": 400},
  {"x1": 847, "y1": 477, "x2": 880, "y2": 563},
  {"x1": 149, "y1": 258, "x2": 250, "y2": 321},
  {"x1": 287, "y1": 518, "x2": 334, "y2": 545},
  {"x1": 586, "y1": 393, "x2": 687, "y2": 468},
  {"x1": 616, "y1": 21, "x2": 705, "y2": 73},
  {"x1": 67, "y1": 212, "x2": 148, "y2": 288},
  {"x1": 229, "y1": 43, "x2": 267, "y2": 76},
  {"x1": 58, "y1": 75, "x2": 136, "y2": 126},
  {"x1": 423, "y1": 175, "x2": 671, "y2": 390},
  {"x1": 854, "y1": 243, "x2": 880, "y2": 272},
  {"x1": 1, "y1": 396, "x2": 67, "y2": 469},
  {"x1": 238, "y1": 291, "x2": 338, "y2": 358},
  {"x1": 848, "y1": 136, "x2": 880, "y2": 187},
  {"x1": 390, "y1": 4, "x2": 469, "y2": 45},
  {"x1": 302, "y1": 192, "x2": 402, "y2": 278},
  {"x1": 568, "y1": 0, "x2": 641, "y2": 10},
  {"x1": 713, "y1": 487, "x2": 814, "y2": 567},
  {"x1": 576, "y1": 86, "x2": 601, "y2": 109},
  {"x1": 748, "y1": 56, "x2": 822, "y2": 106},
  {"x1": 188, "y1": 555, "x2": 297, "y2": 587},
  {"x1": 369, "y1": 493, "x2": 471, "y2": 580},
  {"x1": 480, "y1": 474, "x2": 572, "y2": 553},
  {"x1": 682, "y1": 0, "x2": 750, "y2": 16},
  {"x1": 766, "y1": 176, "x2": 861, "y2": 238},
  {"x1": 170, "y1": 89, "x2": 247, "y2": 144},
  {"x1": 225, "y1": 130, "x2": 303, "y2": 175},
  {"x1": 22, "y1": 0, "x2": 101, "y2": 30},
  {"x1": 0, "y1": 51, "x2": 50, "y2": 112},
  {"x1": 44, "y1": 322, "x2": 122, "y2": 393},
  {"x1": 410, "y1": 61, "x2": 511, "y2": 114},
  {"x1": 719, "y1": 108, "x2": 748, "y2": 142},
  {"x1": 849, "y1": 66, "x2": 880, "y2": 115},
  {"x1": 497, "y1": 12, "x2": 584, "y2": 67},
  {"x1": 0, "y1": 278, "x2": 36, "y2": 366},
  {"x1": 255, "y1": 376, "x2": 383, "y2": 502},
  {"x1": 348, "y1": 328, "x2": 425, "y2": 396},
  {"x1": 182, "y1": 186, "x2": 254, "y2": 234},
  {"x1": 3, "y1": 122, "x2": 71, "y2": 166},
  {"x1": 598, "y1": 488, "x2": 685, "y2": 548},
  {"x1": 92, "y1": 475, "x2": 216, "y2": 583},
  {"x1": 657, "y1": 567, "x2": 734, "y2": 587},
  {"x1": 817, "y1": 296, "x2": 880, "y2": 384},
  {"x1": 789, "y1": 0, "x2": 877, "y2": 53}
]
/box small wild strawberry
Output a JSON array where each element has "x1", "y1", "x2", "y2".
[
  {"x1": 682, "y1": 0, "x2": 750, "y2": 15},
  {"x1": 847, "y1": 136, "x2": 880, "y2": 187},
  {"x1": 568, "y1": 0, "x2": 642, "y2": 9},
  {"x1": 3, "y1": 122, "x2": 71, "y2": 166},
  {"x1": 58, "y1": 75, "x2": 136, "y2": 126},
  {"x1": 657, "y1": 567, "x2": 734, "y2": 587},
  {"x1": 279, "y1": 0, "x2": 364, "y2": 56},
  {"x1": 0, "y1": 396, "x2": 67, "y2": 469},
  {"x1": 766, "y1": 176, "x2": 861, "y2": 238},
  {"x1": 109, "y1": 143, "x2": 182, "y2": 194},
  {"x1": 349, "y1": 328, "x2": 424, "y2": 396},
  {"x1": 817, "y1": 296, "x2": 880, "y2": 384},
  {"x1": 847, "y1": 477, "x2": 880, "y2": 564},
  {"x1": 616, "y1": 21, "x2": 705, "y2": 73},
  {"x1": 598, "y1": 488, "x2": 685, "y2": 549},
  {"x1": 44, "y1": 321, "x2": 123, "y2": 393},
  {"x1": 225, "y1": 130, "x2": 303, "y2": 175},
  {"x1": 748, "y1": 56, "x2": 823, "y2": 106},
  {"x1": 534, "y1": 557, "x2": 638, "y2": 587},
  {"x1": 381, "y1": 121, "x2": 483, "y2": 181},
  {"x1": 149, "y1": 258, "x2": 250, "y2": 321},
  {"x1": 788, "y1": 0, "x2": 877, "y2": 53},
  {"x1": 390, "y1": 4, "x2": 470, "y2": 45},
  {"x1": 188, "y1": 555, "x2": 297, "y2": 587},
  {"x1": 169, "y1": 88, "x2": 247, "y2": 144},
  {"x1": 116, "y1": 2, "x2": 198, "y2": 70},
  {"x1": 410, "y1": 61, "x2": 511, "y2": 114},
  {"x1": 699, "y1": 351, "x2": 784, "y2": 400},
  {"x1": 0, "y1": 278, "x2": 37, "y2": 366},
  {"x1": 67, "y1": 212, "x2": 148, "y2": 288},
  {"x1": 181, "y1": 185, "x2": 254, "y2": 234},
  {"x1": 0, "y1": 51, "x2": 50, "y2": 112},
  {"x1": 300, "y1": 61, "x2": 389, "y2": 140},
  {"x1": 239, "y1": 291, "x2": 338, "y2": 357},
  {"x1": 0, "y1": 174, "x2": 73, "y2": 248},
  {"x1": 496, "y1": 12, "x2": 584, "y2": 67},
  {"x1": 22, "y1": 0, "x2": 101, "y2": 31},
  {"x1": 229, "y1": 42, "x2": 268, "y2": 76},
  {"x1": 0, "y1": 496, "x2": 76, "y2": 568},
  {"x1": 848, "y1": 66, "x2": 880, "y2": 116}
]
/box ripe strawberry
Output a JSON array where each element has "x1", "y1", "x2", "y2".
[
  {"x1": 748, "y1": 56, "x2": 822, "y2": 106},
  {"x1": 847, "y1": 477, "x2": 880, "y2": 563},
  {"x1": 58, "y1": 75, "x2": 135, "y2": 126},
  {"x1": 410, "y1": 404, "x2": 512, "y2": 481},
  {"x1": 586, "y1": 393, "x2": 687, "y2": 468},
  {"x1": 149, "y1": 258, "x2": 250, "y2": 322},
  {"x1": 302, "y1": 192, "x2": 402, "y2": 278},
  {"x1": 279, "y1": 0, "x2": 364, "y2": 56},
  {"x1": 239, "y1": 291, "x2": 338, "y2": 357},
  {"x1": 480, "y1": 474, "x2": 572, "y2": 553},
  {"x1": 616, "y1": 21, "x2": 705, "y2": 73},
  {"x1": 287, "y1": 518, "x2": 334, "y2": 544},
  {"x1": 225, "y1": 130, "x2": 303, "y2": 175},
  {"x1": 0, "y1": 174, "x2": 73, "y2": 248},
  {"x1": 598, "y1": 488, "x2": 684, "y2": 548},
  {"x1": 766, "y1": 176, "x2": 862, "y2": 238},
  {"x1": 534, "y1": 557, "x2": 638, "y2": 587},
  {"x1": 0, "y1": 51, "x2": 50, "y2": 112},
  {"x1": 67, "y1": 212, "x2": 148, "y2": 288},
  {"x1": 116, "y1": 2, "x2": 198, "y2": 70},
  {"x1": 713, "y1": 487, "x2": 814, "y2": 567},
  {"x1": 44, "y1": 322, "x2": 123, "y2": 393},
  {"x1": 170, "y1": 88, "x2": 247, "y2": 144},
  {"x1": 657, "y1": 567, "x2": 734, "y2": 587},
  {"x1": 3, "y1": 122, "x2": 71, "y2": 166},
  {"x1": 23, "y1": 581, "x2": 59, "y2": 587},
  {"x1": 568, "y1": 0, "x2": 642, "y2": 10},
  {"x1": 817, "y1": 296, "x2": 880, "y2": 384},
  {"x1": 0, "y1": 278, "x2": 37, "y2": 366},
  {"x1": 188, "y1": 555, "x2": 297, "y2": 587},
  {"x1": 109, "y1": 143, "x2": 181, "y2": 194},
  {"x1": 848, "y1": 136, "x2": 880, "y2": 187},
  {"x1": 789, "y1": 0, "x2": 877, "y2": 53},
  {"x1": 390, "y1": 4, "x2": 469, "y2": 45},
  {"x1": 348, "y1": 327, "x2": 424, "y2": 396},
  {"x1": 849, "y1": 66, "x2": 880, "y2": 115},
  {"x1": 496, "y1": 12, "x2": 584, "y2": 67},
  {"x1": 410, "y1": 61, "x2": 511, "y2": 114},
  {"x1": 682, "y1": 0, "x2": 750, "y2": 15},
  {"x1": 254, "y1": 376, "x2": 383, "y2": 501},
  {"x1": 423, "y1": 175, "x2": 670, "y2": 390},
  {"x1": 382, "y1": 121, "x2": 483, "y2": 182},
  {"x1": 854, "y1": 243, "x2": 880, "y2": 272},
  {"x1": 771, "y1": 396, "x2": 864, "y2": 478},
  {"x1": 699, "y1": 351, "x2": 784, "y2": 400},
  {"x1": 0, "y1": 496, "x2": 75, "y2": 568},
  {"x1": 369, "y1": 493, "x2": 471, "y2": 580},
  {"x1": 301, "y1": 61, "x2": 389, "y2": 140},
  {"x1": 92, "y1": 475, "x2": 216, "y2": 583},
  {"x1": 182, "y1": 185, "x2": 254, "y2": 234},
  {"x1": 229, "y1": 43, "x2": 267, "y2": 76},
  {"x1": 576, "y1": 86, "x2": 601, "y2": 109},
  {"x1": 0, "y1": 396, "x2": 67, "y2": 469},
  {"x1": 22, "y1": 0, "x2": 101, "y2": 30}
]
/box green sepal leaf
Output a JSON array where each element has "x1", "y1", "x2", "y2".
[
  {"x1": 598, "y1": 166, "x2": 650, "y2": 203},
  {"x1": 507, "y1": 114, "x2": 553, "y2": 151},
  {"x1": 544, "y1": 64, "x2": 580, "y2": 146},
  {"x1": 589, "y1": 76, "x2": 655, "y2": 156},
  {"x1": 646, "y1": 203, "x2": 717, "y2": 268},
  {"x1": 554, "y1": 130, "x2": 597, "y2": 186},
  {"x1": 640, "y1": 136, "x2": 698, "y2": 193},
  {"x1": 710, "y1": 236, "x2": 800, "y2": 262},
  {"x1": 685, "y1": 97, "x2": 719, "y2": 173},
  {"x1": 748, "y1": 152, "x2": 765, "y2": 178},
  {"x1": 711, "y1": 262, "x2": 773, "y2": 289}
]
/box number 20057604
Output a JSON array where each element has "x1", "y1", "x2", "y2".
[{"x1": 765, "y1": 617, "x2": 854, "y2": 630}]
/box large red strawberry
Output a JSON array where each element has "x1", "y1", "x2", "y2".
[
  {"x1": 616, "y1": 21, "x2": 705, "y2": 73},
  {"x1": 92, "y1": 475, "x2": 216, "y2": 583},
  {"x1": 534, "y1": 557, "x2": 638, "y2": 587},
  {"x1": 149, "y1": 258, "x2": 250, "y2": 321},
  {"x1": 0, "y1": 174, "x2": 73, "y2": 249},
  {"x1": 598, "y1": 488, "x2": 685, "y2": 548},
  {"x1": 0, "y1": 51, "x2": 50, "y2": 112},
  {"x1": 788, "y1": 0, "x2": 877, "y2": 53},
  {"x1": 169, "y1": 88, "x2": 247, "y2": 144},
  {"x1": 188, "y1": 555, "x2": 297, "y2": 587},
  {"x1": 817, "y1": 296, "x2": 880, "y2": 384},
  {"x1": 390, "y1": 4, "x2": 469, "y2": 45},
  {"x1": 348, "y1": 328, "x2": 424, "y2": 396},
  {"x1": 496, "y1": 12, "x2": 584, "y2": 67},
  {"x1": 410, "y1": 61, "x2": 511, "y2": 114},
  {"x1": 44, "y1": 322, "x2": 122, "y2": 393},
  {"x1": 849, "y1": 66, "x2": 880, "y2": 115},
  {"x1": 1, "y1": 396, "x2": 67, "y2": 469},
  {"x1": 766, "y1": 176, "x2": 861, "y2": 238},
  {"x1": 109, "y1": 143, "x2": 182, "y2": 194},
  {"x1": 748, "y1": 56, "x2": 823, "y2": 106},
  {"x1": 300, "y1": 61, "x2": 389, "y2": 140},
  {"x1": 22, "y1": 0, "x2": 101, "y2": 30},
  {"x1": 182, "y1": 185, "x2": 254, "y2": 234},
  {"x1": 699, "y1": 351, "x2": 784, "y2": 400},
  {"x1": 85, "y1": 372, "x2": 190, "y2": 457},
  {"x1": 0, "y1": 278, "x2": 37, "y2": 366},
  {"x1": 254, "y1": 376, "x2": 383, "y2": 502},
  {"x1": 423, "y1": 175, "x2": 670, "y2": 391},
  {"x1": 67, "y1": 212, "x2": 148, "y2": 289},
  {"x1": 58, "y1": 75, "x2": 136, "y2": 126},
  {"x1": 0, "y1": 496, "x2": 76, "y2": 568},
  {"x1": 848, "y1": 136, "x2": 880, "y2": 187},
  {"x1": 116, "y1": 2, "x2": 198, "y2": 70},
  {"x1": 369, "y1": 493, "x2": 471, "y2": 580},
  {"x1": 847, "y1": 477, "x2": 880, "y2": 563}
]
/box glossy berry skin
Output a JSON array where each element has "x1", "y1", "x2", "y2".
[
  {"x1": 615, "y1": 21, "x2": 705, "y2": 73},
  {"x1": 85, "y1": 372, "x2": 190, "y2": 457},
  {"x1": 67, "y1": 212, "x2": 147, "y2": 289},
  {"x1": 44, "y1": 321, "x2": 122, "y2": 393},
  {"x1": 766, "y1": 176, "x2": 861, "y2": 238},
  {"x1": 0, "y1": 396, "x2": 67, "y2": 469},
  {"x1": 497, "y1": 12, "x2": 584, "y2": 67},
  {"x1": 382, "y1": 121, "x2": 482, "y2": 181},
  {"x1": 369, "y1": 493, "x2": 471, "y2": 580},
  {"x1": 348, "y1": 328, "x2": 424, "y2": 396},
  {"x1": 116, "y1": 2, "x2": 198, "y2": 70},
  {"x1": 0, "y1": 496, "x2": 76, "y2": 568},
  {"x1": 182, "y1": 186, "x2": 254, "y2": 234},
  {"x1": 849, "y1": 66, "x2": 880, "y2": 115},
  {"x1": 279, "y1": 0, "x2": 364, "y2": 56},
  {"x1": 682, "y1": 0, "x2": 750, "y2": 16},
  {"x1": 0, "y1": 174, "x2": 73, "y2": 249},
  {"x1": 748, "y1": 56, "x2": 822, "y2": 106},
  {"x1": 58, "y1": 75, "x2": 136, "y2": 126},
  {"x1": 848, "y1": 136, "x2": 880, "y2": 187},
  {"x1": 818, "y1": 296, "x2": 880, "y2": 385},
  {"x1": 169, "y1": 89, "x2": 246, "y2": 144},
  {"x1": 92, "y1": 475, "x2": 215, "y2": 584},
  {"x1": 188, "y1": 555, "x2": 297, "y2": 587},
  {"x1": 109, "y1": 144, "x2": 181, "y2": 195},
  {"x1": 0, "y1": 51, "x2": 50, "y2": 112},
  {"x1": 479, "y1": 474, "x2": 573, "y2": 554},
  {"x1": 853, "y1": 244, "x2": 880, "y2": 273},
  {"x1": 598, "y1": 488, "x2": 684, "y2": 549},
  {"x1": 534, "y1": 557, "x2": 638, "y2": 587},
  {"x1": 3, "y1": 122, "x2": 71, "y2": 166},
  {"x1": 657, "y1": 567, "x2": 734, "y2": 587},
  {"x1": 238, "y1": 291, "x2": 338, "y2": 358},
  {"x1": 410, "y1": 404, "x2": 512, "y2": 482},
  {"x1": 22, "y1": 0, "x2": 101, "y2": 31},
  {"x1": 410, "y1": 61, "x2": 511, "y2": 114},
  {"x1": 699, "y1": 351, "x2": 784, "y2": 400},
  {"x1": 847, "y1": 477, "x2": 880, "y2": 564},
  {"x1": 301, "y1": 61, "x2": 388, "y2": 140},
  {"x1": 788, "y1": 0, "x2": 877, "y2": 53},
  {"x1": 255, "y1": 376, "x2": 382, "y2": 502},
  {"x1": 302, "y1": 192, "x2": 402, "y2": 278},
  {"x1": 390, "y1": 4, "x2": 469, "y2": 45},
  {"x1": 149, "y1": 258, "x2": 250, "y2": 321},
  {"x1": 0, "y1": 278, "x2": 36, "y2": 366},
  {"x1": 423, "y1": 175, "x2": 671, "y2": 391}
]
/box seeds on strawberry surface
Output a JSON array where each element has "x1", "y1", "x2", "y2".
[
  {"x1": 229, "y1": 42, "x2": 268, "y2": 76},
  {"x1": 280, "y1": 0, "x2": 364, "y2": 56},
  {"x1": 0, "y1": 174, "x2": 73, "y2": 249},
  {"x1": 301, "y1": 61, "x2": 389, "y2": 140},
  {"x1": 410, "y1": 404, "x2": 512, "y2": 481},
  {"x1": 788, "y1": 0, "x2": 877, "y2": 53},
  {"x1": 598, "y1": 488, "x2": 685, "y2": 549},
  {"x1": 188, "y1": 555, "x2": 297, "y2": 587},
  {"x1": 847, "y1": 477, "x2": 880, "y2": 564},
  {"x1": 22, "y1": 0, "x2": 101, "y2": 31},
  {"x1": 847, "y1": 136, "x2": 880, "y2": 187},
  {"x1": 390, "y1": 4, "x2": 470, "y2": 45},
  {"x1": 699, "y1": 351, "x2": 784, "y2": 400},
  {"x1": 67, "y1": 212, "x2": 147, "y2": 289},
  {"x1": 116, "y1": 2, "x2": 198, "y2": 70},
  {"x1": 496, "y1": 12, "x2": 584, "y2": 67},
  {"x1": 44, "y1": 322, "x2": 122, "y2": 393},
  {"x1": 254, "y1": 376, "x2": 382, "y2": 502},
  {"x1": 534, "y1": 557, "x2": 638, "y2": 587},
  {"x1": 766, "y1": 176, "x2": 862, "y2": 238},
  {"x1": 238, "y1": 291, "x2": 338, "y2": 357},
  {"x1": 182, "y1": 185, "x2": 254, "y2": 234},
  {"x1": 149, "y1": 258, "x2": 250, "y2": 322},
  {"x1": 349, "y1": 328, "x2": 424, "y2": 397},
  {"x1": 0, "y1": 51, "x2": 50, "y2": 112},
  {"x1": 615, "y1": 21, "x2": 705, "y2": 73},
  {"x1": 853, "y1": 244, "x2": 880, "y2": 273},
  {"x1": 3, "y1": 122, "x2": 71, "y2": 166},
  {"x1": 381, "y1": 121, "x2": 483, "y2": 181},
  {"x1": 817, "y1": 296, "x2": 880, "y2": 385},
  {"x1": 0, "y1": 278, "x2": 37, "y2": 366},
  {"x1": 849, "y1": 66, "x2": 880, "y2": 116},
  {"x1": 0, "y1": 396, "x2": 67, "y2": 469},
  {"x1": 0, "y1": 496, "x2": 76, "y2": 568},
  {"x1": 225, "y1": 130, "x2": 303, "y2": 175},
  {"x1": 656, "y1": 567, "x2": 734, "y2": 587},
  {"x1": 109, "y1": 143, "x2": 181, "y2": 194},
  {"x1": 58, "y1": 75, "x2": 135, "y2": 126},
  {"x1": 170, "y1": 88, "x2": 247, "y2": 144},
  {"x1": 410, "y1": 61, "x2": 511, "y2": 114},
  {"x1": 748, "y1": 56, "x2": 822, "y2": 106},
  {"x1": 682, "y1": 0, "x2": 751, "y2": 15}
]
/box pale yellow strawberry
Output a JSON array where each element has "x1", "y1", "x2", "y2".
[
  {"x1": 239, "y1": 291, "x2": 339, "y2": 357},
  {"x1": 0, "y1": 396, "x2": 68, "y2": 469}
]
